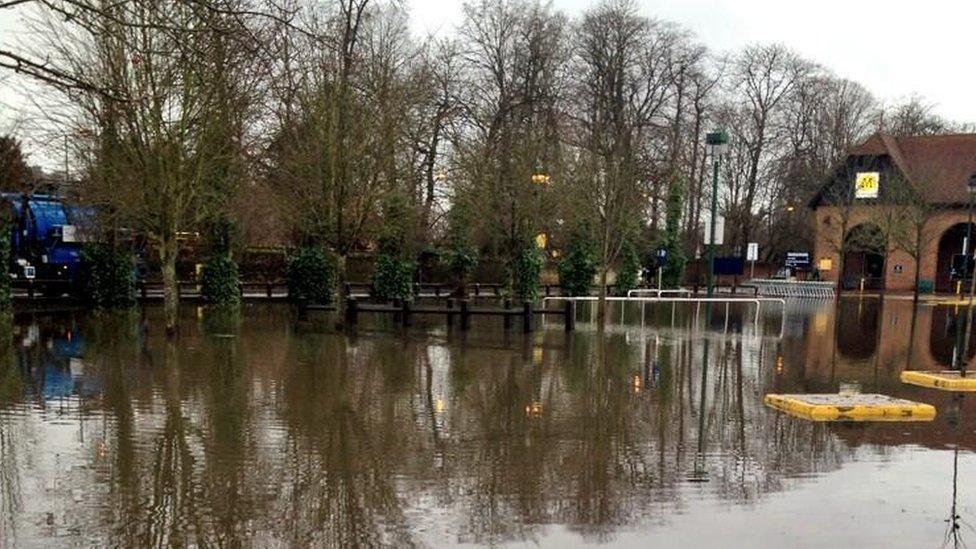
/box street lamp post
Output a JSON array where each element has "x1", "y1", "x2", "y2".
[
  {"x1": 957, "y1": 174, "x2": 976, "y2": 376},
  {"x1": 704, "y1": 131, "x2": 729, "y2": 297}
]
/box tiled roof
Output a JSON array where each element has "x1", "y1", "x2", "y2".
[{"x1": 851, "y1": 133, "x2": 976, "y2": 204}]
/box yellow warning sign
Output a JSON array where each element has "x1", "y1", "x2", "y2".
[{"x1": 855, "y1": 172, "x2": 880, "y2": 199}]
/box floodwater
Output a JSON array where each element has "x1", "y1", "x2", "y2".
[{"x1": 0, "y1": 298, "x2": 974, "y2": 548}]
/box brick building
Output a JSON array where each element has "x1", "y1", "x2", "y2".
[{"x1": 811, "y1": 133, "x2": 976, "y2": 293}]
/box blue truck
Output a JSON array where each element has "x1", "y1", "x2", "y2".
[{"x1": 2, "y1": 193, "x2": 90, "y2": 294}]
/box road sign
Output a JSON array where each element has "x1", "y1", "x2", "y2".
[
  {"x1": 703, "y1": 214, "x2": 724, "y2": 245},
  {"x1": 785, "y1": 252, "x2": 811, "y2": 270},
  {"x1": 746, "y1": 242, "x2": 758, "y2": 261}
]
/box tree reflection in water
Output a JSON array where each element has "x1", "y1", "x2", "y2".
[{"x1": 0, "y1": 301, "x2": 973, "y2": 546}]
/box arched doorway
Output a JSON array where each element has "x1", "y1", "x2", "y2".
[
  {"x1": 936, "y1": 223, "x2": 976, "y2": 293},
  {"x1": 842, "y1": 224, "x2": 885, "y2": 291}
]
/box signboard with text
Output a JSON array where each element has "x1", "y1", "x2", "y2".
[
  {"x1": 855, "y1": 172, "x2": 880, "y2": 199},
  {"x1": 785, "y1": 252, "x2": 811, "y2": 270},
  {"x1": 746, "y1": 242, "x2": 759, "y2": 261},
  {"x1": 703, "y1": 214, "x2": 725, "y2": 245}
]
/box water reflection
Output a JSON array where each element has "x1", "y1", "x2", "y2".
[{"x1": 0, "y1": 299, "x2": 973, "y2": 546}]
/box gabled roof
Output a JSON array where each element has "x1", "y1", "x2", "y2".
[{"x1": 849, "y1": 133, "x2": 976, "y2": 204}]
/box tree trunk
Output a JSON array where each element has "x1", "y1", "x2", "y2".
[
  {"x1": 597, "y1": 265, "x2": 609, "y2": 330},
  {"x1": 159, "y1": 234, "x2": 179, "y2": 337},
  {"x1": 334, "y1": 252, "x2": 348, "y2": 324}
]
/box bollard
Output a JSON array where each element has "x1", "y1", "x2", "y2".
[
  {"x1": 460, "y1": 300, "x2": 471, "y2": 330},
  {"x1": 522, "y1": 301, "x2": 533, "y2": 333},
  {"x1": 345, "y1": 297, "x2": 359, "y2": 327},
  {"x1": 503, "y1": 299, "x2": 512, "y2": 330},
  {"x1": 564, "y1": 300, "x2": 575, "y2": 331}
]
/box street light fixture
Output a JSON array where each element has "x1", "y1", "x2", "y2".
[{"x1": 704, "y1": 131, "x2": 729, "y2": 297}]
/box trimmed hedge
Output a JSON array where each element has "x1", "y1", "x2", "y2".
[
  {"x1": 201, "y1": 254, "x2": 241, "y2": 305},
  {"x1": 371, "y1": 253, "x2": 415, "y2": 301},
  {"x1": 510, "y1": 245, "x2": 543, "y2": 301},
  {"x1": 614, "y1": 239, "x2": 640, "y2": 296},
  {"x1": 286, "y1": 246, "x2": 335, "y2": 304},
  {"x1": 76, "y1": 244, "x2": 136, "y2": 308},
  {"x1": 558, "y1": 234, "x2": 598, "y2": 297}
]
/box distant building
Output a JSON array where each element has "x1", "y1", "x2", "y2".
[{"x1": 811, "y1": 133, "x2": 976, "y2": 293}]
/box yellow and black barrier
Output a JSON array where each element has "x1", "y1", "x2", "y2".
[
  {"x1": 764, "y1": 393, "x2": 936, "y2": 422},
  {"x1": 901, "y1": 371, "x2": 976, "y2": 392}
]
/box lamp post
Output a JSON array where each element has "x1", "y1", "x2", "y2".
[
  {"x1": 704, "y1": 131, "x2": 729, "y2": 297},
  {"x1": 958, "y1": 173, "x2": 976, "y2": 377}
]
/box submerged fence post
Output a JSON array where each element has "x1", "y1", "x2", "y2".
[
  {"x1": 564, "y1": 300, "x2": 575, "y2": 331},
  {"x1": 402, "y1": 300, "x2": 412, "y2": 327},
  {"x1": 522, "y1": 301, "x2": 533, "y2": 333},
  {"x1": 460, "y1": 300, "x2": 471, "y2": 330},
  {"x1": 345, "y1": 297, "x2": 358, "y2": 327}
]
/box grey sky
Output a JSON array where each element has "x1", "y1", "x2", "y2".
[
  {"x1": 410, "y1": 0, "x2": 976, "y2": 123},
  {"x1": 2, "y1": 0, "x2": 974, "y2": 164}
]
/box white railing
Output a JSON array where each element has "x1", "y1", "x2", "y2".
[
  {"x1": 626, "y1": 288, "x2": 693, "y2": 298},
  {"x1": 747, "y1": 279, "x2": 835, "y2": 299}
]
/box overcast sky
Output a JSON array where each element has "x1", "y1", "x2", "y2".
[
  {"x1": 2, "y1": 0, "x2": 975, "y2": 163},
  {"x1": 409, "y1": 0, "x2": 976, "y2": 122}
]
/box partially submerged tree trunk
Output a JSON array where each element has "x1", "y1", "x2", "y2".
[
  {"x1": 597, "y1": 266, "x2": 609, "y2": 330},
  {"x1": 334, "y1": 253, "x2": 348, "y2": 325},
  {"x1": 158, "y1": 234, "x2": 179, "y2": 337}
]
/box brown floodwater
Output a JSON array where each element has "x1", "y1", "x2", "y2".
[{"x1": 0, "y1": 298, "x2": 974, "y2": 548}]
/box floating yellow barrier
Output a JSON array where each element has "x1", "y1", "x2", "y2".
[
  {"x1": 901, "y1": 370, "x2": 976, "y2": 392},
  {"x1": 764, "y1": 393, "x2": 936, "y2": 422}
]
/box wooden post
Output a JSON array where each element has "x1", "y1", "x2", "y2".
[
  {"x1": 27, "y1": 280, "x2": 34, "y2": 300},
  {"x1": 460, "y1": 300, "x2": 471, "y2": 330},
  {"x1": 140, "y1": 281, "x2": 147, "y2": 299},
  {"x1": 402, "y1": 300, "x2": 412, "y2": 327},
  {"x1": 446, "y1": 298, "x2": 455, "y2": 326},
  {"x1": 564, "y1": 300, "x2": 575, "y2": 331},
  {"x1": 522, "y1": 301, "x2": 533, "y2": 333},
  {"x1": 345, "y1": 297, "x2": 358, "y2": 327},
  {"x1": 503, "y1": 299, "x2": 512, "y2": 330},
  {"x1": 474, "y1": 283, "x2": 480, "y2": 297},
  {"x1": 266, "y1": 282, "x2": 273, "y2": 298}
]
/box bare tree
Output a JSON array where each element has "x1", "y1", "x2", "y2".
[
  {"x1": 449, "y1": 0, "x2": 568, "y2": 289},
  {"x1": 34, "y1": 0, "x2": 271, "y2": 333},
  {"x1": 567, "y1": 0, "x2": 676, "y2": 325},
  {"x1": 724, "y1": 44, "x2": 810, "y2": 250}
]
